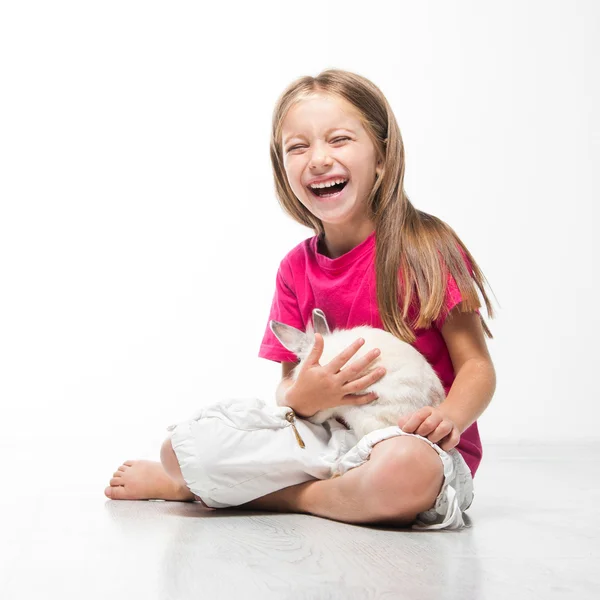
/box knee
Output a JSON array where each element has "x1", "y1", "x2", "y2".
[
  {"x1": 160, "y1": 437, "x2": 184, "y2": 482},
  {"x1": 367, "y1": 437, "x2": 444, "y2": 522}
]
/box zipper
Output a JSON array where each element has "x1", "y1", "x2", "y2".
[{"x1": 285, "y1": 410, "x2": 306, "y2": 449}]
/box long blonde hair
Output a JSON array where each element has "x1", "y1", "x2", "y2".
[{"x1": 270, "y1": 69, "x2": 494, "y2": 342}]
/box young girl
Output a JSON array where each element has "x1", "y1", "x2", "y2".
[{"x1": 105, "y1": 69, "x2": 496, "y2": 529}]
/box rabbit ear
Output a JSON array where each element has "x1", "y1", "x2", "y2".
[
  {"x1": 269, "y1": 320, "x2": 308, "y2": 356},
  {"x1": 312, "y1": 308, "x2": 330, "y2": 336}
]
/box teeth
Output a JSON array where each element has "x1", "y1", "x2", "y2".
[{"x1": 309, "y1": 178, "x2": 348, "y2": 189}]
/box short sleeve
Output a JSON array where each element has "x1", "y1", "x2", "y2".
[
  {"x1": 434, "y1": 272, "x2": 464, "y2": 330},
  {"x1": 434, "y1": 249, "x2": 480, "y2": 330},
  {"x1": 258, "y1": 260, "x2": 304, "y2": 363}
]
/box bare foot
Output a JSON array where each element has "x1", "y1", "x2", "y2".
[{"x1": 104, "y1": 460, "x2": 196, "y2": 502}]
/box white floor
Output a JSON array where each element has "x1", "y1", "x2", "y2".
[{"x1": 1, "y1": 437, "x2": 598, "y2": 599}]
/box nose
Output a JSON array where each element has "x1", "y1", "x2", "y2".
[{"x1": 308, "y1": 141, "x2": 333, "y2": 170}]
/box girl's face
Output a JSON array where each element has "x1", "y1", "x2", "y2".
[{"x1": 281, "y1": 94, "x2": 382, "y2": 231}]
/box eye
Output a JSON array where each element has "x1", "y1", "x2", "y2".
[{"x1": 286, "y1": 137, "x2": 350, "y2": 153}]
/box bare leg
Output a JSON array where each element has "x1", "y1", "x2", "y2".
[
  {"x1": 236, "y1": 435, "x2": 444, "y2": 526},
  {"x1": 105, "y1": 434, "x2": 444, "y2": 526}
]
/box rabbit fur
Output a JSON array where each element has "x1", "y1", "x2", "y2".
[{"x1": 270, "y1": 308, "x2": 445, "y2": 440}]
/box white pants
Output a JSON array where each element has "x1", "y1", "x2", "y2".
[{"x1": 167, "y1": 397, "x2": 474, "y2": 530}]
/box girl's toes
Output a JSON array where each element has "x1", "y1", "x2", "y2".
[
  {"x1": 105, "y1": 485, "x2": 125, "y2": 499},
  {"x1": 118, "y1": 466, "x2": 127, "y2": 472},
  {"x1": 113, "y1": 471, "x2": 123, "y2": 478},
  {"x1": 110, "y1": 477, "x2": 124, "y2": 486},
  {"x1": 124, "y1": 460, "x2": 134, "y2": 466}
]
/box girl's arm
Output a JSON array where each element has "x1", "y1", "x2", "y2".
[
  {"x1": 438, "y1": 305, "x2": 496, "y2": 433},
  {"x1": 275, "y1": 362, "x2": 296, "y2": 407},
  {"x1": 399, "y1": 304, "x2": 496, "y2": 450}
]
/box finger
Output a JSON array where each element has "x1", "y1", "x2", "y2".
[
  {"x1": 440, "y1": 429, "x2": 461, "y2": 452},
  {"x1": 415, "y1": 413, "x2": 443, "y2": 438},
  {"x1": 342, "y1": 390, "x2": 379, "y2": 405},
  {"x1": 341, "y1": 367, "x2": 386, "y2": 394},
  {"x1": 304, "y1": 332, "x2": 324, "y2": 366},
  {"x1": 336, "y1": 348, "x2": 381, "y2": 382},
  {"x1": 397, "y1": 415, "x2": 408, "y2": 429},
  {"x1": 399, "y1": 407, "x2": 433, "y2": 434},
  {"x1": 325, "y1": 337, "x2": 365, "y2": 374},
  {"x1": 427, "y1": 421, "x2": 453, "y2": 444}
]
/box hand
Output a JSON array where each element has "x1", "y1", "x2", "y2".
[
  {"x1": 398, "y1": 406, "x2": 460, "y2": 452},
  {"x1": 286, "y1": 333, "x2": 387, "y2": 418}
]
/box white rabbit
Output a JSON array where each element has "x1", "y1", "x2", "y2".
[{"x1": 270, "y1": 308, "x2": 445, "y2": 440}]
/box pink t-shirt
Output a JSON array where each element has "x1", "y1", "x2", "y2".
[{"x1": 258, "y1": 229, "x2": 483, "y2": 477}]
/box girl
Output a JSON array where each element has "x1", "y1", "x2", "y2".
[{"x1": 105, "y1": 69, "x2": 496, "y2": 529}]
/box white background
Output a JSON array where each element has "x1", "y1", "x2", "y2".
[{"x1": 1, "y1": 0, "x2": 598, "y2": 458}]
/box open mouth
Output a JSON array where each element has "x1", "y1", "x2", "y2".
[{"x1": 308, "y1": 179, "x2": 349, "y2": 199}]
